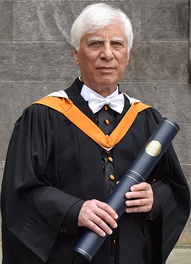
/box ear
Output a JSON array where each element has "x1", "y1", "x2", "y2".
[
  {"x1": 126, "y1": 52, "x2": 130, "y2": 65},
  {"x1": 73, "y1": 48, "x2": 79, "y2": 65}
]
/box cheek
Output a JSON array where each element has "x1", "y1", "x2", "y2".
[
  {"x1": 116, "y1": 51, "x2": 129, "y2": 66},
  {"x1": 119, "y1": 58, "x2": 128, "y2": 71},
  {"x1": 78, "y1": 54, "x2": 95, "y2": 67}
]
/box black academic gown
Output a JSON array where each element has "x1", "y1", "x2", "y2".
[{"x1": 1, "y1": 78, "x2": 190, "y2": 264}]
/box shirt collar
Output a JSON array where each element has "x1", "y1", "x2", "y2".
[{"x1": 80, "y1": 83, "x2": 120, "y2": 102}]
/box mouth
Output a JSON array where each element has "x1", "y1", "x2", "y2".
[{"x1": 97, "y1": 67, "x2": 115, "y2": 73}]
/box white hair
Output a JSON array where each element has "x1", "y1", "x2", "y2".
[{"x1": 71, "y1": 3, "x2": 133, "y2": 52}]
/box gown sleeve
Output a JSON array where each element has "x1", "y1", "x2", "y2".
[{"x1": 1, "y1": 104, "x2": 84, "y2": 263}]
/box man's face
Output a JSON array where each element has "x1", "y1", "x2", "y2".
[{"x1": 73, "y1": 22, "x2": 130, "y2": 96}]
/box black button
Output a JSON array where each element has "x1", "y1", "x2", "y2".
[
  {"x1": 60, "y1": 227, "x2": 68, "y2": 233},
  {"x1": 149, "y1": 215, "x2": 156, "y2": 221}
]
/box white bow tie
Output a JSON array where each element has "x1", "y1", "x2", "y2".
[{"x1": 88, "y1": 93, "x2": 124, "y2": 114}]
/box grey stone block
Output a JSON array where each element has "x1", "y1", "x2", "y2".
[
  {"x1": 142, "y1": 0, "x2": 189, "y2": 40},
  {"x1": 0, "y1": 42, "x2": 79, "y2": 81},
  {"x1": 14, "y1": 2, "x2": 73, "y2": 42},
  {"x1": 123, "y1": 41, "x2": 188, "y2": 82},
  {"x1": 0, "y1": 3, "x2": 13, "y2": 41}
]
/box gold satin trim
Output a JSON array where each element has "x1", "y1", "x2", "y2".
[
  {"x1": 75, "y1": 247, "x2": 92, "y2": 260},
  {"x1": 128, "y1": 169, "x2": 145, "y2": 182},
  {"x1": 33, "y1": 96, "x2": 151, "y2": 150},
  {"x1": 126, "y1": 175, "x2": 141, "y2": 184}
]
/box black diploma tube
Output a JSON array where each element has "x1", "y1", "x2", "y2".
[{"x1": 73, "y1": 117, "x2": 180, "y2": 262}]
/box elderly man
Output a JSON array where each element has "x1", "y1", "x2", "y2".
[{"x1": 1, "y1": 3, "x2": 190, "y2": 264}]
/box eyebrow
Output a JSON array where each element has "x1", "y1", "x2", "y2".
[
  {"x1": 111, "y1": 37, "x2": 125, "y2": 43},
  {"x1": 87, "y1": 37, "x2": 104, "y2": 43},
  {"x1": 87, "y1": 36, "x2": 125, "y2": 43}
]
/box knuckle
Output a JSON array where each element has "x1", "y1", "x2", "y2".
[
  {"x1": 96, "y1": 217, "x2": 104, "y2": 226},
  {"x1": 86, "y1": 221, "x2": 93, "y2": 229},
  {"x1": 102, "y1": 212, "x2": 109, "y2": 220}
]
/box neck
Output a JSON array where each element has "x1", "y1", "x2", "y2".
[
  {"x1": 95, "y1": 88, "x2": 117, "y2": 97},
  {"x1": 85, "y1": 84, "x2": 118, "y2": 97},
  {"x1": 80, "y1": 78, "x2": 118, "y2": 97}
]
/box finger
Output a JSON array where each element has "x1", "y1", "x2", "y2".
[
  {"x1": 125, "y1": 197, "x2": 153, "y2": 213},
  {"x1": 96, "y1": 201, "x2": 118, "y2": 220},
  {"x1": 95, "y1": 206, "x2": 118, "y2": 230},
  {"x1": 126, "y1": 184, "x2": 153, "y2": 200},
  {"x1": 125, "y1": 193, "x2": 153, "y2": 211},
  {"x1": 125, "y1": 204, "x2": 151, "y2": 213},
  {"x1": 130, "y1": 182, "x2": 150, "y2": 192},
  {"x1": 125, "y1": 190, "x2": 149, "y2": 199},
  {"x1": 125, "y1": 197, "x2": 148, "y2": 206},
  {"x1": 90, "y1": 214, "x2": 115, "y2": 236},
  {"x1": 84, "y1": 217, "x2": 109, "y2": 237}
]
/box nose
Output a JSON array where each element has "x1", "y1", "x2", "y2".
[{"x1": 100, "y1": 43, "x2": 114, "y2": 61}]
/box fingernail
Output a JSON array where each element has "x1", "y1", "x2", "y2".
[
  {"x1": 114, "y1": 214, "x2": 118, "y2": 219},
  {"x1": 114, "y1": 222, "x2": 118, "y2": 228},
  {"x1": 125, "y1": 192, "x2": 130, "y2": 198},
  {"x1": 102, "y1": 232, "x2": 106, "y2": 237},
  {"x1": 108, "y1": 229, "x2": 113, "y2": 235}
]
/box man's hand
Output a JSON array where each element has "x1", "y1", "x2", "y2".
[
  {"x1": 125, "y1": 182, "x2": 154, "y2": 213},
  {"x1": 78, "y1": 199, "x2": 118, "y2": 237}
]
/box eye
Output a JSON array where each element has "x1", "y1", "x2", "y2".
[
  {"x1": 88, "y1": 41, "x2": 102, "y2": 48},
  {"x1": 112, "y1": 41, "x2": 124, "y2": 47}
]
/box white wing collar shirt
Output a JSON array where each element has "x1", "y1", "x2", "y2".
[{"x1": 80, "y1": 84, "x2": 125, "y2": 114}]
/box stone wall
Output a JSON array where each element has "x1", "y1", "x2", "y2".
[{"x1": 0, "y1": 0, "x2": 190, "y2": 246}]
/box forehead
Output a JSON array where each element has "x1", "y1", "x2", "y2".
[{"x1": 84, "y1": 23, "x2": 126, "y2": 41}]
